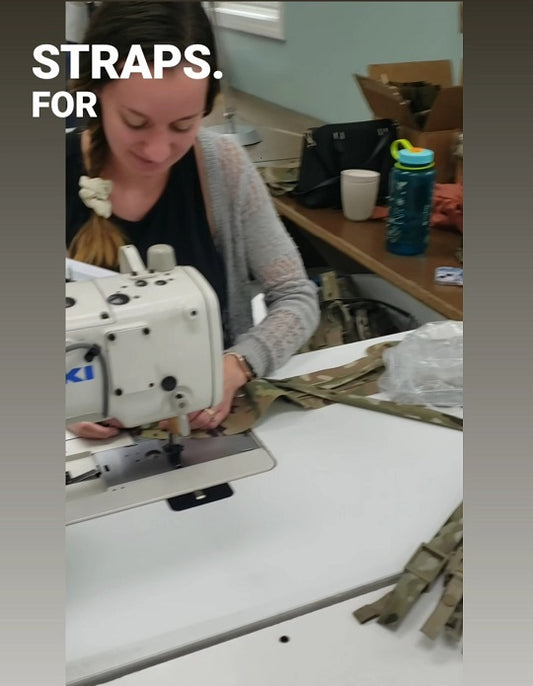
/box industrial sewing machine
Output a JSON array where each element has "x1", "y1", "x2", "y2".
[{"x1": 65, "y1": 245, "x2": 275, "y2": 525}]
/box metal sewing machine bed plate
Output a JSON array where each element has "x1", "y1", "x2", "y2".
[{"x1": 66, "y1": 432, "x2": 275, "y2": 525}]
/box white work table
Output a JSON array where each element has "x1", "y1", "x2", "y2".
[
  {"x1": 110, "y1": 582, "x2": 462, "y2": 686},
  {"x1": 66, "y1": 334, "x2": 463, "y2": 685}
]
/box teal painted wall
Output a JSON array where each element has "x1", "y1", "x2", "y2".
[{"x1": 218, "y1": 1, "x2": 463, "y2": 123}]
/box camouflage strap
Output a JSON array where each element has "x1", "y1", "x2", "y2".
[
  {"x1": 268, "y1": 340, "x2": 462, "y2": 433},
  {"x1": 298, "y1": 271, "x2": 367, "y2": 353},
  {"x1": 444, "y1": 599, "x2": 463, "y2": 641},
  {"x1": 353, "y1": 502, "x2": 463, "y2": 629},
  {"x1": 140, "y1": 341, "x2": 462, "y2": 439},
  {"x1": 420, "y1": 546, "x2": 463, "y2": 640},
  {"x1": 351, "y1": 591, "x2": 393, "y2": 624},
  {"x1": 299, "y1": 270, "x2": 418, "y2": 353},
  {"x1": 320, "y1": 270, "x2": 343, "y2": 300},
  {"x1": 271, "y1": 377, "x2": 463, "y2": 432},
  {"x1": 257, "y1": 160, "x2": 300, "y2": 196}
]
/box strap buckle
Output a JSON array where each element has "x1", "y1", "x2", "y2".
[{"x1": 404, "y1": 542, "x2": 449, "y2": 588}]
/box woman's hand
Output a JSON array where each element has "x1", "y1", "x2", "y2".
[
  {"x1": 160, "y1": 354, "x2": 250, "y2": 433},
  {"x1": 67, "y1": 418, "x2": 124, "y2": 440}
]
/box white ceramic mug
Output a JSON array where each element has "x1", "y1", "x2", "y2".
[{"x1": 341, "y1": 169, "x2": 380, "y2": 221}]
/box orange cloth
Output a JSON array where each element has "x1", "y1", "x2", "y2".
[
  {"x1": 431, "y1": 183, "x2": 463, "y2": 233},
  {"x1": 371, "y1": 205, "x2": 389, "y2": 220},
  {"x1": 371, "y1": 183, "x2": 463, "y2": 233}
]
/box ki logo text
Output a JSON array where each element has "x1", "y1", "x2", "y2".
[{"x1": 66, "y1": 365, "x2": 95, "y2": 384}]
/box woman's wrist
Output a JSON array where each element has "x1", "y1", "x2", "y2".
[{"x1": 224, "y1": 351, "x2": 256, "y2": 385}]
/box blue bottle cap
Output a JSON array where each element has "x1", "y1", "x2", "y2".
[{"x1": 398, "y1": 147, "x2": 434, "y2": 166}]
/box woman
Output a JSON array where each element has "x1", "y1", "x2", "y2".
[{"x1": 67, "y1": 1, "x2": 319, "y2": 438}]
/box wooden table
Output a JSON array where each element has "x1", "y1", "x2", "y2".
[
  {"x1": 274, "y1": 196, "x2": 463, "y2": 320},
  {"x1": 204, "y1": 89, "x2": 463, "y2": 321}
]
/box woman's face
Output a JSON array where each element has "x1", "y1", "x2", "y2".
[{"x1": 98, "y1": 67, "x2": 209, "y2": 177}]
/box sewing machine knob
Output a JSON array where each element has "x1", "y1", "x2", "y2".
[
  {"x1": 107, "y1": 292, "x2": 130, "y2": 306},
  {"x1": 147, "y1": 244, "x2": 177, "y2": 272},
  {"x1": 161, "y1": 376, "x2": 177, "y2": 391}
]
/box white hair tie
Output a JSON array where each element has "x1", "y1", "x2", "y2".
[{"x1": 79, "y1": 175, "x2": 113, "y2": 219}]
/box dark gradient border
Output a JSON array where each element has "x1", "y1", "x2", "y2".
[
  {"x1": 2, "y1": 1, "x2": 531, "y2": 685},
  {"x1": 464, "y1": 1, "x2": 533, "y2": 685},
  {"x1": 0, "y1": 2, "x2": 65, "y2": 684}
]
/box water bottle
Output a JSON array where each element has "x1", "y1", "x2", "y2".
[{"x1": 386, "y1": 139, "x2": 436, "y2": 256}]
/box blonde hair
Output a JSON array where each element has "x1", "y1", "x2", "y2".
[{"x1": 67, "y1": 117, "x2": 127, "y2": 269}]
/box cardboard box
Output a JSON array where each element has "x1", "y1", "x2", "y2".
[{"x1": 354, "y1": 60, "x2": 463, "y2": 182}]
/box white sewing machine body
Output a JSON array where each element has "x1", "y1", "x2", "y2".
[
  {"x1": 66, "y1": 263, "x2": 223, "y2": 427},
  {"x1": 65, "y1": 246, "x2": 275, "y2": 526}
]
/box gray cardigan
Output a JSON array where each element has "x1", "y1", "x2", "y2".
[{"x1": 196, "y1": 127, "x2": 319, "y2": 378}]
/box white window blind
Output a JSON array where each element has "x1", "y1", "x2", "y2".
[{"x1": 210, "y1": 2, "x2": 285, "y2": 40}]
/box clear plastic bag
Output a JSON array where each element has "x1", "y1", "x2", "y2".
[{"x1": 378, "y1": 321, "x2": 463, "y2": 407}]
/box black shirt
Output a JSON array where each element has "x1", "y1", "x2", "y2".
[{"x1": 66, "y1": 130, "x2": 228, "y2": 320}]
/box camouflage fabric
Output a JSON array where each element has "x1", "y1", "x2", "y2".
[
  {"x1": 257, "y1": 161, "x2": 300, "y2": 196},
  {"x1": 298, "y1": 271, "x2": 359, "y2": 352},
  {"x1": 421, "y1": 545, "x2": 463, "y2": 640},
  {"x1": 271, "y1": 378, "x2": 463, "y2": 432},
  {"x1": 298, "y1": 271, "x2": 417, "y2": 353},
  {"x1": 140, "y1": 340, "x2": 462, "y2": 441},
  {"x1": 444, "y1": 595, "x2": 463, "y2": 641},
  {"x1": 353, "y1": 502, "x2": 463, "y2": 641}
]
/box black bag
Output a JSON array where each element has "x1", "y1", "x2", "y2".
[{"x1": 292, "y1": 118, "x2": 398, "y2": 209}]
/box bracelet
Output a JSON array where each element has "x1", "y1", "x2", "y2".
[{"x1": 224, "y1": 352, "x2": 256, "y2": 382}]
